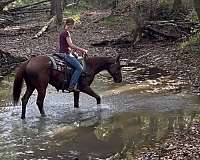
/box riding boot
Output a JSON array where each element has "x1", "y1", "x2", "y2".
[{"x1": 68, "y1": 84, "x2": 80, "y2": 92}]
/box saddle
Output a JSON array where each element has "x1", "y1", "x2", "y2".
[{"x1": 48, "y1": 53, "x2": 86, "y2": 92}]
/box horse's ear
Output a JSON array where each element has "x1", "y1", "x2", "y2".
[{"x1": 116, "y1": 54, "x2": 120, "y2": 63}]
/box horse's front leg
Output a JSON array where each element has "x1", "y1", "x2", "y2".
[
  {"x1": 81, "y1": 86, "x2": 101, "y2": 104},
  {"x1": 74, "y1": 91, "x2": 80, "y2": 108}
]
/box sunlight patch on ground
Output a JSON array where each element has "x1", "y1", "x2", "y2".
[{"x1": 101, "y1": 76, "x2": 188, "y2": 96}]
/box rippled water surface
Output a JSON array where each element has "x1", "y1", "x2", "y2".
[{"x1": 0, "y1": 74, "x2": 200, "y2": 160}]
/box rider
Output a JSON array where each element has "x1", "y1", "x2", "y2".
[{"x1": 59, "y1": 18, "x2": 88, "y2": 92}]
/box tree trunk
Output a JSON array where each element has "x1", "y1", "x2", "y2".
[
  {"x1": 173, "y1": 0, "x2": 182, "y2": 11},
  {"x1": 50, "y1": 0, "x2": 63, "y2": 25},
  {"x1": 193, "y1": 0, "x2": 200, "y2": 21}
]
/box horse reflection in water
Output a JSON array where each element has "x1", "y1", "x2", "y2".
[{"x1": 13, "y1": 55, "x2": 122, "y2": 119}]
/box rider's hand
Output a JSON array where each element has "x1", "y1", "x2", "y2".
[
  {"x1": 82, "y1": 49, "x2": 88, "y2": 57},
  {"x1": 82, "y1": 49, "x2": 88, "y2": 53}
]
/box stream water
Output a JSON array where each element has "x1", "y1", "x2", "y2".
[{"x1": 0, "y1": 73, "x2": 200, "y2": 160}]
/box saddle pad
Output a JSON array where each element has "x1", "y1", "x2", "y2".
[
  {"x1": 48, "y1": 53, "x2": 86, "y2": 72},
  {"x1": 48, "y1": 55, "x2": 66, "y2": 72}
]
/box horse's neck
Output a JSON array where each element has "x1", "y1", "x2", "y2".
[{"x1": 85, "y1": 57, "x2": 113, "y2": 75}]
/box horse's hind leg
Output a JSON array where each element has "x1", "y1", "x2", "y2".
[
  {"x1": 21, "y1": 86, "x2": 35, "y2": 119},
  {"x1": 36, "y1": 87, "x2": 47, "y2": 117}
]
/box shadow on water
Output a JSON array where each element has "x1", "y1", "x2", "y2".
[{"x1": 0, "y1": 73, "x2": 200, "y2": 159}]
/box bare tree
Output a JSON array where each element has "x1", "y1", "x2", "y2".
[
  {"x1": 50, "y1": 0, "x2": 63, "y2": 24},
  {"x1": 193, "y1": 0, "x2": 200, "y2": 21},
  {"x1": 173, "y1": 0, "x2": 183, "y2": 11}
]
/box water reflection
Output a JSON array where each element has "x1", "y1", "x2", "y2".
[{"x1": 94, "y1": 110, "x2": 200, "y2": 159}]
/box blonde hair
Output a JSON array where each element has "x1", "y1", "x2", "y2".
[{"x1": 65, "y1": 18, "x2": 75, "y2": 26}]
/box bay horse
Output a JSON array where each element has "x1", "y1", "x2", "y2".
[{"x1": 13, "y1": 55, "x2": 122, "y2": 119}]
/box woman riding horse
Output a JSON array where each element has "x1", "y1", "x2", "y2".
[
  {"x1": 13, "y1": 54, "x2": 122, "y2": 119},
  {"x1": 59, "y1": 18, "x2": 88, "y2": 92}
]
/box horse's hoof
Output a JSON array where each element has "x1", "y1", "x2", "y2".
[
  {"x1": 97, "y1": 98, "x2": 101, "y2": 104},
  {"x1": 21, "y1": 116, "x2": 25, "y2": 119},
  {"x1": 40, "y1": 112, "x2": 46, "y2": 117},
  {"x1": 74, "y1": 105, "x2": 79, "y2": 108},
  {"x1": 41, "y1": 114, "x2": 46, "y2": 117}
]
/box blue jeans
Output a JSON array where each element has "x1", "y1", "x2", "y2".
[{"x1": 64, "y1": 53, "x2": 83, "y2": 87}]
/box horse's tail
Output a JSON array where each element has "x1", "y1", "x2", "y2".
[{"x1": 13, "y1": 61, "x2": 28, "y2": 105}]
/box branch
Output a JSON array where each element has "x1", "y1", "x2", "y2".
[
  {"x1": 64, "y1": 0, "x2": 80, "y2": 8},
  {"x1": 33, "y1": 16, "x2": 56, "y2": 39},
  {"x1": 7, "y1": 0, "x2": 49, "y2": 12},
  {"x1": 10, "y1": 7, "x2": 50, "y2": 15},
  {"x1": 143, "y1": 20, "x2": 199, "y2": 40},
  {"x1": 0, "y1": 25, "x2": 41, "y2": 36},
  {"x1": 144, "y1": 26, "x2": 179, "y2": 40}
]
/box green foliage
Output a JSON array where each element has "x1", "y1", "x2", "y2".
[
  {"x1": 180, "y1": 32, "x2": 200, "y2": 54},
  {"x1": 185, "y1": 9, "x2": 199, "y2": 23},
  {"x1": 85, "y1": 0, "x2": 114, "y2": 9},
  {"x1": 156, "y1": 0, "x2": 173, "y2": 20},
  {"x1": 63, "y1": 0, "x2": 92, "y2": 21},
  {"x1": 101, "y1": 15, "x2": 126, "y2": 26},
  {"x1": 179, "y1": 9, "x2": 199, "y2": 54},
  {"x1": 150, "y1": 0, "x2": 189, "y2": 21}
]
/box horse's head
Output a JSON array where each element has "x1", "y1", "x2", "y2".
[{"x1": 107, "y1": 55, "x2": 122, "y2": 83}]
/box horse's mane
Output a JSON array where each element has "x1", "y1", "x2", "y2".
[{"x1": 85, "y1": 56, "x2": 115, "y2": 64}]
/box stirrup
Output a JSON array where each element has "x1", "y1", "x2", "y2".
[{"x1": 68, "y1": 86, "x2": 80, "y2": 92}]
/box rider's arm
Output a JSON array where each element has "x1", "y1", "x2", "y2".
[{"x1": 66, "y1": 36, "x2": 87, "y2": 53}]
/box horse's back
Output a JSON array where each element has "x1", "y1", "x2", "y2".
[
  {"x1": 25, "y1": 55, "x2": 50, "y2": 81},
  {"x1": 26, "y1": 55, "x2": 49, "y2": 71}
]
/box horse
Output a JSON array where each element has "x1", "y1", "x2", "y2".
[{"x1": 13, "y1": 54, "x2": 122, "y2": 119}]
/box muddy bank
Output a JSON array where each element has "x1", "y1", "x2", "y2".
[{"x1": 135, "y1": 118, "x2": 200, "y2": 159}]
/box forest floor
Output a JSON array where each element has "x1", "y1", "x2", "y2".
[
  {"x1": 135, "y1": 117, "x2": 200, "y2": 159},
  {"x1": 1, "y1": 9, "x2": 200, "y2": 159}
]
